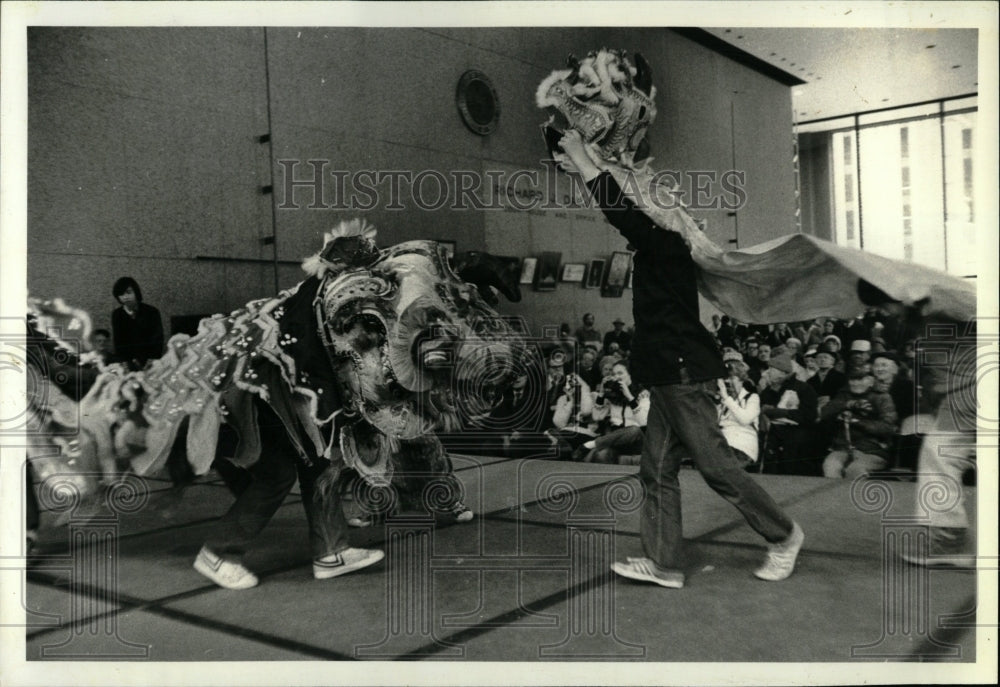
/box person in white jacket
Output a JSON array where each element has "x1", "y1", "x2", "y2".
[
  {"x1": 548, "y1": 373, "x2": 597, "y2": 457},
  {"x1": 577, "y1": 361, "x2": 650, "y2": 464},
  {"x1": 717, "y1": 351, "x2": 761, "y2": 468}
]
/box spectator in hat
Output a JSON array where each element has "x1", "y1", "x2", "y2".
[
  {"x1": 871, "y1": 351, "x2": 915, "y2": 422},
  {"x1": 822, "y1": 334, "x2": 842, "y2": 355},
  {"x1": 784, "y1": 337, "x2": 804, "y2": 362},
  {"x1": 820, "y1": 367, "x2": 898, "y2": 479},
  {"x1": 847, "y1": 338, "x2": 872, "y2": 370},
  {"x1": 808, "y1": 348, "x2": 847, "y2": 408},
  {"x1": 760, "y1": 351, "x2": 819, "y2": 475},
  {"x1": 717, "y1": 351, "x2": 761, "y2": 468},
  {"x1": 603, "y1": 316, "x2": 632, "y2": 356},
  {"x1": 796, "y1": 345, "x2": 819, "y2": 383}
]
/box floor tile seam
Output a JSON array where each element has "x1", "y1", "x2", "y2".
[
  {"x1": 404, "y1": 478, "x2": 849, "y2": 656},
  {"x1": 480, "y1": 512, "x2": 885, "y2": 564},
  {"x1": 37, "y1": 498, "x2": 306, "y2": 552},
  {"x1": 23, "y1": 554, "x2": 328, "y2": 642}
]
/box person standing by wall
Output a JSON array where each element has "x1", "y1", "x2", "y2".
[{"x1": 111, "y1": 277, "x2": 164, "y2": 370}]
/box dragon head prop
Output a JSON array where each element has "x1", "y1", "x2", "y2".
[{"x1": 536, "y1": 48, "x2": 656, "y2": 166}]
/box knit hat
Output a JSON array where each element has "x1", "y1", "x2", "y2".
[
  {"x1": 722, "y1": 349, "x2": 743, "y2": 363},
  {"x1": 823, "y1": 334, "x2": 842, "y2": 348},
  {"x1": 768, "y1": 352, "x2": 795, "y2": 373},
  {"x1": 803, "y1": 345, "x2": 819, "y2": 358},
  {"x1": 850, "y1": 339, "x2": 872, "y2": 352}
]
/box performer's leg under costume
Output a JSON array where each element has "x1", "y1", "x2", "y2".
[
  {"x1": 916, "y1": 392, "x2": 976, "y2": 530},
  {"x1": 640, "y1": 382, "x2": 794, "y2": 570},
  {"x1": 204, "y1": 400, "x2": 347, "y2": 561}
]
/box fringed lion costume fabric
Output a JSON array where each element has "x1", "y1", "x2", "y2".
[{"x1": 27, "y1": 220, "x2": 527, "y2": 501}]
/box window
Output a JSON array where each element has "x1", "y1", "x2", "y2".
[{"x1": 813, "y1": 100, "x2": 976, "y2": 277}]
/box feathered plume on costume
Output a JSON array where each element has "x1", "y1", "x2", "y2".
[{"x1": 302, "y1": 218, "x2": 381, "y2": 278}]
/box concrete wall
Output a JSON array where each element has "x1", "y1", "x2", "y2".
[
  {"x1": 797, "y1": 131, "x2": 834, "y2": 241},
  {"x1": 28, "y1": 27, "x2": 796, "y2": 338}
]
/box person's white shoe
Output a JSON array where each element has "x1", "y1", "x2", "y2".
[
  {"x1": 450, "y1": 502, "x2": 474, "y2": 522},
  {"x1": 611, "y1": 557, "x2": 685, "y2": 588},
  {"x1": 313, "y1": 547, "x2": 385, "y2": 580},
  {"x1": 193, "y1": 546, "x2": 259, "y2": 590},
  {"x1": 754, "y1": 522, "x2": 805, "y2": 581}
]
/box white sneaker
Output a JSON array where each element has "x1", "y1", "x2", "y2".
[
  {"x1": 611, "y1": 557, "x2": 685, "y2": 588},
  {"x1": 346, "y1": 514, "x2": 375, "y2": 528},
  {"x1": 754, "y1": 522, "x2": 805, "y2": 581},
  {"x1": 193, "y1": 546, "x2": 259, "y2": 590},
  {"x1": 313, "y1": 547, "x2": 384, "y2": 580},
  {"x1": 450, "y1": 502, "x2": 474, "y2": 522}
]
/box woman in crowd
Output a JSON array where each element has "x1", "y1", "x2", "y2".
[
  {"x1": 716, "y1": 350, "x2": 761, "y2": 469},
  {"x1": 576, "y1": 361, "x2": 649, "y2": 464}
]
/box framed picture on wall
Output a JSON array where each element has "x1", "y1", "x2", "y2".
[
  {"x1": 585, "y1": 259, "x2": 605, "y2": 289},
  {"x1": 519, "y1": 257, "x2": 538, "y2": 285},
  {"x1": 602, "y1": 251, "x2": 632, "y2": 298},
  {"x1": 561, "y1": 263, "x2": 586, "y2": 283},
  {"x1": 534, "y1": 251, "x2": 562, "y2": 291}
]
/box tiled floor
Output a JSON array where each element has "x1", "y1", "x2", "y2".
[{"x1": 20, "y1": 455, "x2": 979, "y2": 666}]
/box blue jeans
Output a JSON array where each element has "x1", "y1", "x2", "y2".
[{"x1": 639, "y1": 381, "x2": 794, "y2": 569}]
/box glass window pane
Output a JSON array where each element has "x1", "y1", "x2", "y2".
[
  {"x1": 943, "y1": 110, "x2": 977, "y2": 276},
  {"x1": 859, "y1": 116, "x2": 945, "y2": 271}
]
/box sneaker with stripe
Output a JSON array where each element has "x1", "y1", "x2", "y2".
[
  {"x1": 754, "y1": 521, "x2": 805, "y2": 581},
  {"x1": 611, "y1": 557, "x2": 685, "y2": 588},
  {"x1": 313, "y1": 547, "x2": 385, "y2": 580},
  {"x1": 193, "y1": 546, "x2": 259, "y2": 590}
]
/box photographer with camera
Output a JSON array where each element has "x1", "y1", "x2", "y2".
[
  {"x1": 716, "y1": 351, "x2": 761, "y2": 469},
  {"x1": 574, "y1": 361, "x2": 649, "y2": 465},
  {"x1": 549, "y1": 372, "x2": 597, "y2": 457},
  {"x1": 820, "y1": 367, "x2": 898, "y2": 479}
]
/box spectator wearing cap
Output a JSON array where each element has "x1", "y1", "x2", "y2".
[
  {"x1": 797, "y1": 345, "x2": 819, "y2": 383},
  {"x1": 717, "y1": 351, "x2": 761, "y2": 468},
  {"x1": 820, "y1": 367, "x2": 898, "y2": 479},
  {"x1": 603, "y1": 317, "x2": 632, "y2": 356},
  {"x1": 760, "y1": 351, "x2": 820, "y2": 475},
  {"x1": 847, "y1": 338, "x2": 872, "y2": 370},
  {"x1": 808, "y1": 348, "x2": 847, "y2": 407},
  {"x1": 872, "y1": 351, "x2": 915, "y2": 422}
]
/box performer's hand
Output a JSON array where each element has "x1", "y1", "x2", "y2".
[{"x1": 558, "y1": 130, "x2": 602, "y2": 182}]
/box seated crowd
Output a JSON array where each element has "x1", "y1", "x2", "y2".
[{"x1": 457, "y1": 310, "x2": 930, "y2": 481}]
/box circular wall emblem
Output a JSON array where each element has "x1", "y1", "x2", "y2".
[{"x1": 456, "y1": 70, "x2": 500, "y2": 136}]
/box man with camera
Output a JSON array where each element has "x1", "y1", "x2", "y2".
[{"x1": 820, "y1": 367, "x2": 898, "y2": 479}]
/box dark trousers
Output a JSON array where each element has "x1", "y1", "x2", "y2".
[
  {"x1": 639, "y1": 381, "x2": 794, "y2": 570},
  {"x1": 205, "y1": 401, "x2": 347, "y2": 561},
  {"x1": 763, "y1": 425, "x2": 819, "y2": 476}
]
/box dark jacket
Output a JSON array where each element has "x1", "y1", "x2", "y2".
[
  {"x1": 760, "y1": 377, "x2": 819, "y2": 428},
  {"x1": 820, "y1": 388, "x2": 897, "y2": 457},
  {"x1": 808, "y1": 368, "x2": 847, "y2": 399},
  {"x1": 112, "y1": 302, "x2": 164, "y2": 369},
  {"x1": 587, "y1": 172, "x2": 724, "y2": 386}
]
